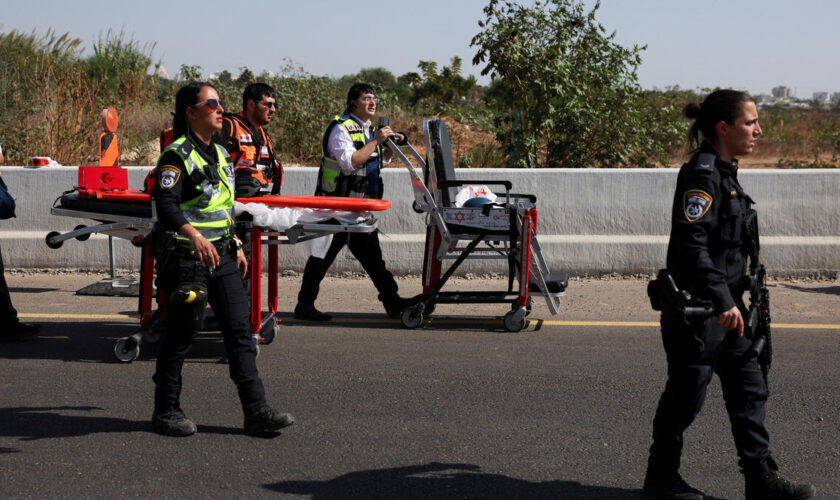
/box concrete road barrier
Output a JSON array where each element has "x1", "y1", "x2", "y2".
[{"x1": 1, "y1": 165, "x2": 838, "y2": 276}]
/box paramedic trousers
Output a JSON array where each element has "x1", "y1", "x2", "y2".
[{"x1": 296, "y1": 229, "x2": 399, "y2": 308}]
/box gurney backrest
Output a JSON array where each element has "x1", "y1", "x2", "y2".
[{"x1": 423, "y1": 120, "x2": 459, "y2": 207}]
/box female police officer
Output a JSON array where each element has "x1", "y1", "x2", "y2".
[
  {"x1": 150, "y1": 82, "x2": 294, "y2": 437},
  {"x1": 643, "y1": 90, "x2": 814, "y2": 500}
]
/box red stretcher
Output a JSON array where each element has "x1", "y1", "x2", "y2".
[{"x1": 47, "y1": 166, "x2": 389, "y2": 361}]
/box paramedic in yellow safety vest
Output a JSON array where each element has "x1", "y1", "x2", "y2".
[
  {"x1": 215, "y1": 82, "x2": 283, "y2": 292},
  {"x1": 149, "y1": 81, "x2": 294, "y2": 438},
  {"x1": 294, "y1": 83, "x2": 416, "y2": 321}
]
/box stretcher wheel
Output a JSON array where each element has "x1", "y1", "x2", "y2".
[
  {"x1": 45, "y1": 231, "x2": 63, "y2": 249},
  {"x1": 74, "y1": 225, "x2": 91, "y2": 241},
  {"x1": 400, "y1": 308, "x2": 423, "y2": 329},
  {"x1": 504, "y1": 310, "x2": 526, "y2": 332},
  {"x1": 114, "y1": 337, "x2": 140, "y2": 362},
  {"x1": 259, "y1": 320, "x2": 277, "y2": 345},
  {"x1": 412, "y1": 201, "x2": 424, "y2": 214},
  {"x1": 142, "y1": 331, "x2": 162, "y2": 344}
]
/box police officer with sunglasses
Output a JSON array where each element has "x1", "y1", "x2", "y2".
[{"x1": 149, "y1": 82, "x2": 294, "y2": 437}]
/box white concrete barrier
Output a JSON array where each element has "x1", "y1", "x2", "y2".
[{"x1": 1, "y1": 165, "x2": 838, "y2": 276}]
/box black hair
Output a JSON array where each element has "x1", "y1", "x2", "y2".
[
  {"x1": 242, "y1": 82, "x2": 275, "y2": 110},
  {"x1": 346, "y1": 82, "x2": 375, "y2": 110},
  {"x1": 173, "y1": 81, "x2": 214, "y2": 139},
  {"x1": 685, "y1": 89, "x2": 753, "y2": 150}
]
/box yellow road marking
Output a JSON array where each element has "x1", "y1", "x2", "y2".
[
  {"x1": 544, "y1": 320, "x2": 658, "y2": 327},
  {"x1": 16, "y1": 313, "x2": 840, "y2": 330},
  {"x1": 19, "y1": 313, "x2": 131, "y2": 320}
]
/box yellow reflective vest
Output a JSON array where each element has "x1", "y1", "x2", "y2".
[
  {"x1": 163, "y1": 135, "x2": 235, "y2": 242},
  {"x1": 316, "y1": 113, "x2": 382, "y2": 199}
]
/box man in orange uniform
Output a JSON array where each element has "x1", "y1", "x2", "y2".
[{"x1": 216, "y1": 83, "x2": 283, "y2": 292}]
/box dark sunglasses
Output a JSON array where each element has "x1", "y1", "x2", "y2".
[{"x1": 193, "y1": 98, "x2": 225, "y2": 110}]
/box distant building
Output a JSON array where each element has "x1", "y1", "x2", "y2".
[
  {"x1": 153, "y1": 65, "x2": 170, "y2": 80},
  {"x1": 772, "y1": 86, "x2": 792, "y2": 98},
  {"x1": 812, "y1": 92, "x2": 830, "y2": 105}
]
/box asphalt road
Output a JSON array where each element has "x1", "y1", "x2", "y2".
[{"x1": 1, "y1": 273, "x2": 838, "y2": 499}]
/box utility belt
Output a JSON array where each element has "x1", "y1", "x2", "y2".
[
  {"x1": 152, "y1": 228, "x2": 237, "y2": 260},
  {"x1": 647, "y1": 269, "x2": 715, "y2": 319},
  {"x1": 648, "y1": 269, "x2": 715, "y2": 351}
]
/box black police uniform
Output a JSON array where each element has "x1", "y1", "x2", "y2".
[
  {"x1": 151, "y1": 132, "x2": 266, "y2": 416},
  {"x1": 647, "y1": 142, "x2": 773, "y2": 476}
]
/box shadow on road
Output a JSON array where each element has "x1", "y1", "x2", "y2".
[
  {"x1": 0, "y1": 406, "x2": 239, "y2": 440},
  {"x1": 0, "y1": 321, "x2": 232, "y2": 363},
  {"x1": 778, "y1": 283, "x2": 840, "y2": 296},
  {"x1": 264, "y1": 462, "x2": 721, "y2": 500},
  {"x1": 7, "y1": 286, "x2": 59, "y2": 294},
  {"x1": 280, "y1": 313, "x2": 543, "y2": 334}
]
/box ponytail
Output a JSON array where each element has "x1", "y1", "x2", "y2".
[{"x1": 684, "y1": 89, "x2": 752, "y2": 151}]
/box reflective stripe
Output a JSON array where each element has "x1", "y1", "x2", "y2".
[
  {"x1": 163, "y1": 136, "x2": 235, "y2": 241},
  {"x1": 319, "y1": 156, "x2": 340, "y2": 192},
  {"x1": 317, "y1": 114, "x2": 381, "y2": 196}
]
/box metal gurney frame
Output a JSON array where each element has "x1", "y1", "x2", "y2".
[
  {"x1": 48, "y1": 187, "x2": 386, "y2": 362},
  {"x1": 384, "y1": 119, "x2": 568, "y2": 332}
]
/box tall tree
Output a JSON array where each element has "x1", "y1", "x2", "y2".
[{"x1": 472, "y1": 0, "x2": 652, "y2": 168}]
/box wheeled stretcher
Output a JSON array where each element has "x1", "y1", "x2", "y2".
[
  {"x1": 385, "y1": 119, "x2": 568, "y2": 331},
  {"x1": 47, "y1": 166, "x2": 389, "y2": 361}
]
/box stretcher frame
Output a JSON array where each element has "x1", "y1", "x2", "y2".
[
  {"x1": 384, "y1": 119, "x2": 568, "y2": 331},
  {"x1": 48, "y1": 189, "x2": 383, "y2": 361}
]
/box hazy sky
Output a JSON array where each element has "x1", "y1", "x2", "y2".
[{"x1": 3, "y1": 0, "x2": 837, "y2": 97}]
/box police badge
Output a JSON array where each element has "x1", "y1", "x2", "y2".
[
  {"x1": 158, "y1": 166, "x2": 180, "y2": 190},
  {"x1": 683, "y1": 189, "x2": 712, "y2": 222}
]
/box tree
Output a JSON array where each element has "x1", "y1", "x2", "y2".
[
  {"x1": 471, "y1": 0, "x2": 656, "y2": 168},
  {"x1": 179, "y1": 64, "x2": 203, "y2": 81},
  {"x1": 411, "y1": 57, "x2": 477, "y2": 111},
  {"x1": 236, "y1": 67, "x2": 255, "y2": 85}
]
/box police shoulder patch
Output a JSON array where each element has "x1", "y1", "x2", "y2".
[
  {"x1": 683, "y1": 189, "x2": 713, "y2": 222},
  {"x1": 158, "y1": 165, "x2": 181, "y2": 189}
]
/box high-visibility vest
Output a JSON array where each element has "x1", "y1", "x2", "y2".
[
  {"x1": 316, "y1": 113, "x2": 382, "y2": 199},
  {"x1": 162, "y1": 135, "x2": 235, "y2": 242},
  {"x1": 220, "y1": 112, "x2": 282, "y2": 196}
]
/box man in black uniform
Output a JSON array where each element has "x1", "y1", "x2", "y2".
[
  {"x1": 643, "y1": 90, "x2": 815, "y2": 500},
  {"x1": 0, "y1": 146, "x2": 40, "y2": 340}
]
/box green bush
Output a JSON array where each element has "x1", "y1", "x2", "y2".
[{"x1": 2, "y1": 26, "x2": 838, "y2": 169}]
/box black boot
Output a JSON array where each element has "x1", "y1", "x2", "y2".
[
  {"x1": 0, "y1": 321, "x2": 40, "y2": 341},
  {"x1": 643, "y1": 470, "x2": 704, "y2": 500},
  {"x1": 244, "y1": 405, "x2": 295, "y2": 436},
  {"x1": 381, "y1": 295, "x2": 419, "y2": 318},
  {"x1": 745, "y1": 467, "x2": 815, "y2": 500},
  {"x1": 152, "y1": 409, "x2": 197, "y2": 437},
  {"x1": 294, "y1": 303, "x2": 332, "y2": 321}
]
